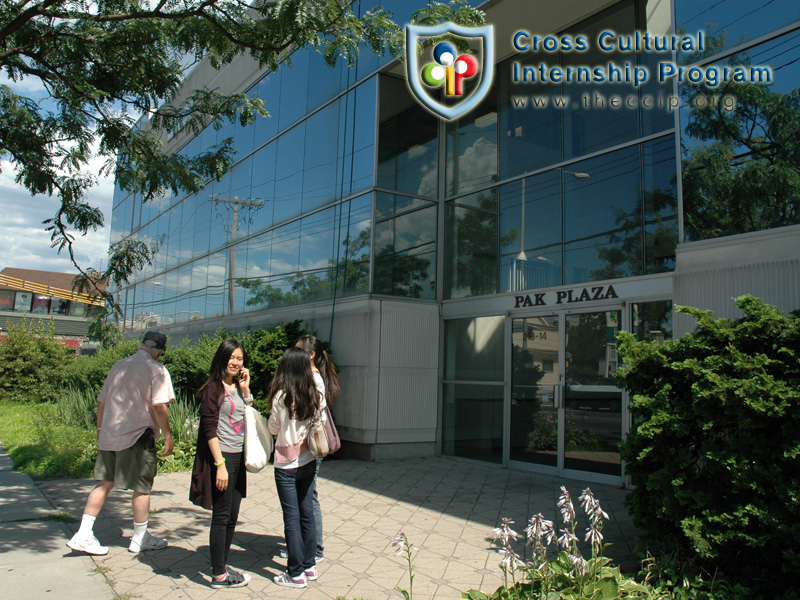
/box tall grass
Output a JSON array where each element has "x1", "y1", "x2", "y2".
[{"x1": 57, "y1": 386, "x2": 98, "y2": 430}]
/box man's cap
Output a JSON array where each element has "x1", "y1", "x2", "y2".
[{"x1": 142, "y1": 331, "x2": 167, "y2": 351}]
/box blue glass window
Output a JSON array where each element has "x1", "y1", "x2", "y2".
[
  {"x1": 378, "y1": 75, "x2": 438, "y2": 199},
  {"x1": 499, "y1": 170, "x2": 563, "y2": 291},
  {"x1": 681, "y1": 30, "x2": 800, "y2": 240},
  {"x1": 373, "y1": 193, "x2": 437, "y2": 299},
  {"x1": 274, "y1": 124, "x2": 306, "y2": 225},
  {"x1": 676, "y1": 0, "x2": 800, "y2": 64},
  {"x1": 564, "y1": 145, "x2": 643, "y2": 283},
  {"x1": 445, "y1": 190, "x2": 498, "y2": 299}
]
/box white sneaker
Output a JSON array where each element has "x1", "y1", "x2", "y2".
[
  {"x1": 67, "y1": 532, "x2": 109, "y2": 556},
  {"x1": 128, "y1": 531, "x2": 168, "y2": 553}
]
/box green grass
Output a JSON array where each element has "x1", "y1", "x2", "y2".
[
  {"x1": 0, "y1": 400, "x2": 97, "y2": 479},
  {"x1": 41, "y1": 511, "x2": 78, "y2": 523},
  {"x1": 0, "y1": 399, "x2": 196, "y2": 478}
]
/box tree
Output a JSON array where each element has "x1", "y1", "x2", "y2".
[
  {"x1": 617, "y1": 296, "x2": 800, "y2": 593},
  {"x1": 0, "y1": 0, "x2": 484, "y2": 311}
]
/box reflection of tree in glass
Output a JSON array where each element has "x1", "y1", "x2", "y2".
[
  {"x1": 681, "y1": 33, "x2": 800, "y2": 241},
  {"x1": 634, "y1": 301, "x2": 672, "y2": 342},
  {"x1": 512, "y1": 345, "x2": 544, "y2": 388},
  {"x1": 511, "y1": 344, "x2": 544, "y2": 454},
  {"x1": 590, "y1": 185, "x2": 679, "y2": 281},
  {"x1": 448, "y1": 191, "x2": 517, "y2": 296},
  {"x1": 526, "y1": 413, "x2": 606, "y2": 452},
  {"x1": 236, "y1": 228, "x2": 370, "y2": 308},
  {"x1": 373, "y1": 245, "x2": 432, "y2": 297},
  {"x1": 566, "y1": 313, "x2": 608, "y2": 384}
]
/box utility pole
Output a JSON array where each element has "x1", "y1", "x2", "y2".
[{"x1": 210, "y1": 195, "x2": 264, "y2": 315}]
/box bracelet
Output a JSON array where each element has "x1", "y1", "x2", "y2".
[{"x1": 214, "y1": 458, "x2": 226, "y2": 467}]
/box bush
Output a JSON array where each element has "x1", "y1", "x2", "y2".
[
  {"x1": 616, "y1": 295, "x2": 800, "y2": 594},
  {"x1": 0, "y1": 318, "x2": 76, "y2": 402},
  {"x1": 239, "y1": 320, "x2": 305, "y2": 414},
  {"x1": 63, "y1": 320, "x2": 307, "y2": 414},
  {"x1": 64, "y1": 338, "x2": 139, "y2": 393},
  {"x1": 161, "y1": 332, "x2": 227, "y2": 398}
]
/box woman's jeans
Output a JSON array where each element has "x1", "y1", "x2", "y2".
[
  {"x1": 312, "y1": 458, "x2": 324, "y2": 559},
  {"x1": 275, "y1": 460, "x2": 317, "y2": 577},
  {"x1": 210, "y1": 451, "x2": 243, "y2": 577}
]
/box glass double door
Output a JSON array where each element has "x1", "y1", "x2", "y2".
[{"x1": 509, "y1": 309, "x2": 624, "y2": 480}]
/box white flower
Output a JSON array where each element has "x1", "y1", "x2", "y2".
[
  {"x1": 391, "y1": 530, "x2": 407, "y2": 555},
  {"x1": 525, "y1": 513, "x2": 555, "y2": 547},
  {"x1": 569, "y1": 552, "x2": 587, "y2": 576},
  {"x1": 500, "y1": 546, "x2": 524, "y2": 571},
  {"x1": 579, "y1": 487, "x2": 610, "y2": 527},
  {"x1": 558, "y1": 528, "x2": 579, "y2": 551},
  {"x1": 585, "y1": 525, "x2": 604, "y2": 551},
  {"x1": 493, "y1": 517, "x2": 520, "y2": 545},
  {"x1": 558, "y1": 487, "x2": 576, "y2": 525}
]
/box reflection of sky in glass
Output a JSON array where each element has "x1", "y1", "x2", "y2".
[
  {"x1": 564, "y1": 145, "x2": 642, "y2": 283},
  {"x1": 299, "y1": 207, "x2": 337, "y2": 271},
  {"x1": 302, "y1": 105, "x2": 340, "y2": 213},
  {"x1": 278, "y1": 49, "x2": 309, "y2": 131},
  {"x1": 274, "y1": 123, "x2": 305, "y2": 224},
  {"x1": 499, "y1": 170, "x2": 562, "y2": 291},
  {"x1": 677, "y1": 0, "x2": 800, "y2": 63}
]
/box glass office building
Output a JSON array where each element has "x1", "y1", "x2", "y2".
[{"x1": 109, "y1": 0, "x2": 800, "y2": 484}]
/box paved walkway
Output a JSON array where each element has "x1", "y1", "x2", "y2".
[{"x1": 4, "y1": 453, "x2": 643, "y2": 599}]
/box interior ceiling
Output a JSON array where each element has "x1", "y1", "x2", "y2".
[{"x1": 386, "y1": 0, "x2": 621, "y2": 76}]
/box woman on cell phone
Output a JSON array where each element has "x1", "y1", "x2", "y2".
[{"x1": 190, "y1": 339, "x2": 253, "y2": 588}]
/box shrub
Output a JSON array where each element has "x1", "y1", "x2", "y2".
[
  {"x1": 161, "y1": 332, "x2": 227, "y2": 398},
  {"x1": 616, "y1": 295, "x2": 800, "y2": 593},
  {"x1": 239, "y1": 320, "x2": 305, "y2": 414},
  {"x1": 63, "y1": 321, "x2": 307, "y2": 413},
  {"x1": 63, "y1": 338, "x2": 139, "y2": 393},
  {"x1": 0, "y1": 318, "x2": 76, "y2": 402}
]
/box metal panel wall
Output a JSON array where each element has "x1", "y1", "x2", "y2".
[
  {"x1": 673, "y1": 225, "x2": 800, "y2": 336},
  {"x1": 377, "y1": 301, "x2": 440, "y2": 442}
]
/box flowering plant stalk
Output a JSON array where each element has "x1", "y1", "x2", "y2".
[
  {"x1": 493, "y1": 518, "x2": 523, "y2": 599},
  {"x1": 392, "y1": 530, "x2": 416, "y2": 600}
]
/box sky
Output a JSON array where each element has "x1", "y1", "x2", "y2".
[{"x1": 0, "y1": 75, "x2": 115, "y2": 276}]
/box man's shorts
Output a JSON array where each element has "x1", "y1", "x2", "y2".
[{"x1": 94, "y1": 429, "x2": 158, "y2": 493}]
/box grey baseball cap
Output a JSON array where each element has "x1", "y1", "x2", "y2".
[{"x1": 142, "y1": 331, "x2": 167, "y2": 350}]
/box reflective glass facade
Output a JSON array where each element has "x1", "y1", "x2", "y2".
[
  {"x1": 679, "y1": 20, "x2": 800, "y2": 241},
  {"x1": 107, "y1": 0, "x2": 798, "y2": 478}
]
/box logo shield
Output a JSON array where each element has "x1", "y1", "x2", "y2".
[{"x1": 406, "y1": 23, "x2": 494, "y2": 121}]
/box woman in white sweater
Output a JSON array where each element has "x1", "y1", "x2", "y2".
[{"x1": 267, "y1": 347, "x2": 326, "y2": 589}]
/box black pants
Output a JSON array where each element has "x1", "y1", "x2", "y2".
[{"x1": 210, "y1": 451, "x2": 243, "y2": 577}]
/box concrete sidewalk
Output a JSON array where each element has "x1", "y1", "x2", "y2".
[
  {"x1": 0, "y1": 449, "x2": 113, "y2": 600},
  {"x1": 3, "y1": 452, "x2": 642, "y2": 599}
]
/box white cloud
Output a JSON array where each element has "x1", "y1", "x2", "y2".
[{"x1": 0, "y1": 158, "x2": 113, "y2": 274}]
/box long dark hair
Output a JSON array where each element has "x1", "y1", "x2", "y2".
[
  {"x1": 295, "y1": 334, "x2": 340, "y2": 403},
  {"x1": 196, "y1": 339, "x2": 248, "y2": 405},
  {"x1": 268, "y1": 347, "x2": 320, "y2": 421}
]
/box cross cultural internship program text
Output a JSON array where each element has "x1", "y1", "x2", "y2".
[{"x1": 510, "y1": 31, "x2": 773, "y2": 87}]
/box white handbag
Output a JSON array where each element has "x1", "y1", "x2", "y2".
[{"x1": 244, "y1": 405, "x2": 273, "y2": 473}]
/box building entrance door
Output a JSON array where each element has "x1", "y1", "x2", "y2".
[{"x1": 509, "y1": 308, "x2": 624, "y2": 481}]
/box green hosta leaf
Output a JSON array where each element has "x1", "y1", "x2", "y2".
[{"x1": 462, "y1": 591, "x2": 491, "y2": 600}]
